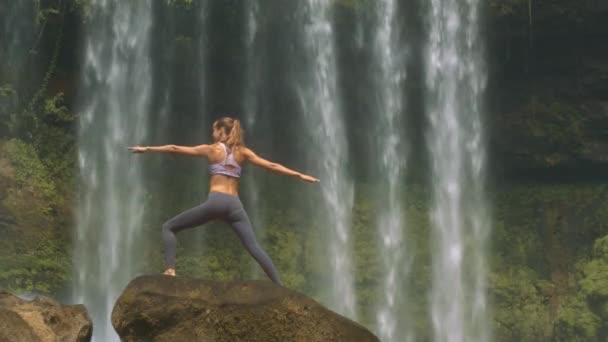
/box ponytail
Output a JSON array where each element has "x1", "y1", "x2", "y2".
[
  {"x1": 215, "y1": 117, "x2": 244, "y2": 151},
  {"x1": 226, "y1": 119, "x2": 243, "y2": 150}
]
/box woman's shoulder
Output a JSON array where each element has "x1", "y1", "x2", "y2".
[
  {"x1": 235, "y1": 145, "x2": 251, "y2": 155},
  {"x1": 216, "y1": 142, "x2": 233, "y2": 151},
  {"x1": 207, "y1": 142, "x2": 225, "y2": 157},
  {"x1": 231, "y1": 144, "x2": 250, "y2": 162}
]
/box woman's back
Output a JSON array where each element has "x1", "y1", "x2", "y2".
[
  {"x1": 207, "y1": 142, "x2": 245, "y2": 197},
  {"x1": 208, "y1": 142, "x2": 243, "y2": 177}
]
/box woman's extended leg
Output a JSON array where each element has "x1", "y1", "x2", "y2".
[
  {"x1": 227, "y1": 207, "x2": 282, "y2": 286},
  {"x1": 162, "y1": 197, "x2": 222, "y2": 271}
]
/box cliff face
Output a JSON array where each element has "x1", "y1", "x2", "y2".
[
  {"x1": 485, "y1": 1, "x2": 608, "y2": 179},
  {"x1": 111, "y1": 275, "x2": 379, "y2": 342},
  {"x1": 484, "y1": 6, "x2": 608, "y2": 339},
  {"x1": 0, "y1": 139, "x2": 72, "y2": 295}
]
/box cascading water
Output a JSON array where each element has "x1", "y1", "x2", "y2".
[
  {"x1": 242, "y1": 0, "x2": 260, "y2": 133},
  {"x1": 368, "y1": 1, "x2": 411, "y2": 341},
  {"x1": 242, "y1": 0, "x2": 261, "y2": 135},
  {"x1": 294, "y1": 0, "x2": 357, "y2": 319},
  {"x1": 73, "y1": 2, "x2": 153, "y2": 341},
  {"x1": 197, "y1": 0, "x2": 210, "y2": 134},
  {"x1": 189, "y1": 0, "x2": 211, "y2": 250},
  {"x1": 240, "y1": 0, "x2": 264, "y2": 278},
  {"x1": 425, "y1": 0, "x2": 491, "y2": 341},
  {"x1": 241, "y1": 0, "x2": 260, "y2": 211}
]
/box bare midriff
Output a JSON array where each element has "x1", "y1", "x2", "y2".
[{"x1": 208, "y1": 173, "x2": 240, "y2": 197}]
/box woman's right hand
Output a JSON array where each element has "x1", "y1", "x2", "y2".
[
  {"x1": 299, "y1": 174, "x2": 320, "y2": 183},
  {"x1": 128, "y1": 146, "x2": 147, "y2": 153}
]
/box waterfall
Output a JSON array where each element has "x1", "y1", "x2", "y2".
[
  {"x1": 197, "y1": 0, "x2": 210, "y2": 133},
  {"x1": 425, "y1": 0, "x2": 491, "y2": 341},
  {"x1": 294, "y1": 0, "x2": 357, "y2": 319},
  {"x1": 368, "y1": 1, "x2": 412, "y2": 341},
  {"x1": 241, "y1": 0, "x2": 265, "y2": 279},
  {"x1": 73, "y1": 2, "x2": 153, "y2": 341},
  {"x1": 188, "y1": 0, "x2": 210, "y2": 250},
  {"x1": 242, "y1": 0, "x2": 260, "y2": 133}
]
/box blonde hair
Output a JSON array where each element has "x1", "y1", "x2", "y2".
[{"x1": 213, "y1": 116, "x2": 244, "y2": 150}]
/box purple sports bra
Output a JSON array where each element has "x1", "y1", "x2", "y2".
[{"x1": 208, "y1": 142, "x2": 242, "y2": 178}]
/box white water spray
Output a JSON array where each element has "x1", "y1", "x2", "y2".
[
  {"x1": 425, "y1": 0, "x2": 491, "y2": 341},
  {"x1": 241, "y1": 0, "x2": 265, "y2": 279},
  {"x1": 295, "y1": 0, "x2": 357, "y2": 319},
  {"x1": 73, "y1": 2, "x2": 153, "y2": 341},
  {"x1": 369, "y1": 1, "x2": 412, "y2": 341}
]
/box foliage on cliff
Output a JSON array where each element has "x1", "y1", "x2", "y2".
[{"x1": 0, "y1": 138, "x2": 71, "y2": 294}]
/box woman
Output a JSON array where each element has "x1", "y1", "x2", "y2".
[{"x1": 128, "y1": 117, "x2": 319, "y2": 286}]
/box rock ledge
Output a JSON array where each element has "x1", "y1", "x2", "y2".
[
  {"x1": 0, "y1": 290, "x2": 92, "y2": 342},
  {"x1": 112, "y1": 275, "x2": 379, "y2": 342}
]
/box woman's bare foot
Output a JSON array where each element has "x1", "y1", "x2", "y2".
[{"x1": 162, "y1": 268, "x2": 176, "y2": 276}]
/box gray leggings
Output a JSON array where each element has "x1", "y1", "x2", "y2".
[{"x1": 162, "y1": 191, "x2": 282, "y2": 285}]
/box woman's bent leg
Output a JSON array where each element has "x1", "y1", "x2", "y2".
[
  {"x1": 228, "y1": 208, "x2": 282, "y2": 285},
  {"x1": 162, "y1": 199, "x2": 219, "y2": 269}
]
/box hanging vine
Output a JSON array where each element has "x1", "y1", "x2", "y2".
[{"x1": 12, "y1": 0, "x2": 66, "y2": 139}]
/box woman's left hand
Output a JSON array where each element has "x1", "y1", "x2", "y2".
[{"x1": 299, "y1": 174, "x2": 320, "y2": 183}]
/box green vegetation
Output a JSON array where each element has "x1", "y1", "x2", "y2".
[{"x1": 0, "y1": 138, "x2": 71, "y2": 294}]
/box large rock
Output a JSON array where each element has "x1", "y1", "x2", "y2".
[
  {"x1": 0, "y1": 291, "x2": 92, "y2": 342},
  {"x1": 112, "y1": 275, "x2": 379, "y2": 342}
]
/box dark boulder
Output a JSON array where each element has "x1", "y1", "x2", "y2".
[
  {"x1": 0, "y1": 290, "x2": 92, "y2": 342},
  {"x1": 112, "y1": 275, "x2": 379, "y2": 342}
]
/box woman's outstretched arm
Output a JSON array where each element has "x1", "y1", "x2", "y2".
[
  {"x1": 128, "y1": 144, "x2": 211, "y2": 157},
  {"x1": 242, "y1": 147, "x2": 320, "y2": 183}
]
